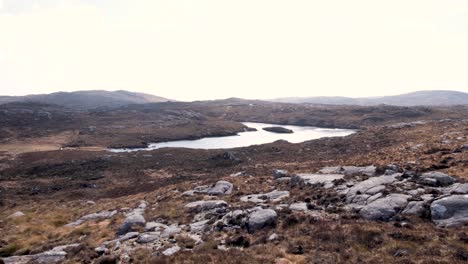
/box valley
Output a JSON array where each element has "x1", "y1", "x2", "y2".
[{"x1": 1, "y1": 96, "x2": 468, "y2": 263}]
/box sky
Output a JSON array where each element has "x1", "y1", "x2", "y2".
[{"x1": 1, "y1": 0, "x2": 468, "y2": 101}]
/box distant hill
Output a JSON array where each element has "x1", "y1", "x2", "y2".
[
  {"x1": 271, "y1": 90, "x2": 468, "y2": 106},
  {"x1": 0, "y1": 90, "x2": 172, "y2": 110}
]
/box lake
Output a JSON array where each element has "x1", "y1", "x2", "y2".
[{"x1": 110, "y1": 122, "x2": 355, "y2": 152}]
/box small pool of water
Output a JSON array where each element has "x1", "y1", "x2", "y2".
[{"x1": 110, "y1": 122, "x2": 355, "y2": 152}]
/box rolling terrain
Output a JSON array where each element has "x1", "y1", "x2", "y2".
[
  {"x1": 272, "y1": 90, "x2": 468, "y2": 106},
  {"x1": 0, "y1": 94, "x2": 468, "y2": 263},
  {"x1": 0, "y1": 90, "x2": 172, "y2": 110}
]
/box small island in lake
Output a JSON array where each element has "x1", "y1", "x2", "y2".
[{"x1": 262, "y1": 126, "x2": 294, "y2": 134}]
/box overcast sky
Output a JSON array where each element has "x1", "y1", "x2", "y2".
[{"x1": 1, "y1": 0, "x2": 468, "y2": 100}]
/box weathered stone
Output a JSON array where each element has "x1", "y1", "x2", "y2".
[
  {"x1": 95, "y1": 246, "x2": 109, "y2": 254},
  {"x1": 161, "y1": 225, "x2": 182, "y2": 238},
  {"x1": 118, "y1": 232, "x2": 139, "y2": 241},
  {"x1": 342, "y1": 166, "x2": 376, "y2": 176},
  {"x1": 66, "y1": 210, "x2": 117, "y2": 227},
  {"x1": 240, "y1": 191, "x2": 289, "y2": 203},
  {"x1": 319, "y1": 166, "x2": 342, "y2": 174},
  {"x1": 207, "y1": 181, "x2": 233, "y2": 196},
  {"x1": 247, "y1": 209, "x2": 277, "y2": 232},
  {"x1": 289, "y1": 203, "x2": 308, "y2": 212},
  {"x1": 359, "y1": 194, "x2": 411, "y2": 221},
  {"x1": 295, "y1": 173, "x2": 344, "y2": 189},
  {"x1": 273, "y1": 169, "x2": 288, "y2": 179},
  {"x1": 402, "y1": 201, "x2": 427, "y2": 216},
  {"x1": 431, "y1": 194, "x2": 468, "y2": 227},
  {"x1": 185, "y1": 200, "x2": 228, "y2": 213},
  {"x1": 190, "y1": 220, "x2": 210, "y2": 233},
  {"x1": 420, "y1": 172, "x2": 455, "y2": 187},
  {"x1": 116, "y1": 214, "x2": 146, "y2": 236},
  {"x1": 2, "y1": 244, "x2": 80, "y2": 264},
  {"x1": 162, "y1": 245, "x2": 181, "y2": 256},
  {"x1": 345, "y1": 174, "x2": 399, "y2": 201},
  {"x1": 145, "y1": 222, "x2": 168, "y2": 232},
  {"x1": 443, "y1": 183, "x2": 468, "y2": 195},
  {"x1": 137, "y1": 233, "x2": 160, "y2": 244},
  {"x1": 7, "y1": 211, "x2": 25, "y2": 219}
]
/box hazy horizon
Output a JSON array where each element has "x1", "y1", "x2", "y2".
[
  {"x1": 2, "y1": 88, "x2": 468, "y2": 102},
  {"x1": 1, "y1": 0, "x2": 468, "y2": 100}
]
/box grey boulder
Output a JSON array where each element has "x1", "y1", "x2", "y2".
[
  {"x1": 240, "y1": 190, "x2": 289, "y2": 203},
  {"x1": 431, "y1": 194, "x2": 468, "y2": 227},
  {"x1": 402, "y1": 201, "x2": 427, "y2": 216},
  {"x1": 247, "y1": 209, "x2": 277, "y2": 232},
  {"x1": 116, "y1": 214, "x2": 146, "y2": 236},
  {"x1": 420, "y1": 172, "x2": 455, "y2": 187},
  {"x1": 207, "y1": 181, "x2": 233, "y2": 196},
  {"x1": 273, "y1": 169, "x2": 289, "y2": 179},
  {"x1": 185, "y1": 200, "x2": 228, "y2": 213},
  {"x1": 359, "y1": 194, "x2": 411, "y2": 221}
]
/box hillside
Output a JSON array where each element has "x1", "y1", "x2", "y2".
[
  {"x1": 0, "y1": 90, "x2": 172, "y2": 110},
  {"x1": 272, "y1": 90, "x2": 468, "y2": 106}
]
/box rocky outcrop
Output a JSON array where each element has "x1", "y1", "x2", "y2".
[
  {"x1": 359, "y1": 194, "x2": 411, "y2": 221},
  {"x1": 240, "y1": 190, "x2": 289, "y2": 203},
  {"x1": 185, "y1": 200, "x2": 228, "y2": 213},
  {"x1": 66, "y1": 210, "x2": 117, "y2": 227},
  {"x1": 294, "y1": 173, "x2": 344, "y2": 189},
  {"x1": 431, "y1": 195, "x2": 468, "y2": 227},
  {"x1": 2, "y1": 244, "x2": 80, "y2": 264},
  {"x1": 420, "y1": 172, "x2": 455, "y2": 187},
  {"x1": 116, "y1": 201, "x2": 147, "y2": 236},
  {"x1": 183, "y1": 181, "x2": 234, "y2": 196}
]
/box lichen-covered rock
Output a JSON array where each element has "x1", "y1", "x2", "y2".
[{"x1": 431, "y1": 195, "x2": 468, "y2": 227}]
